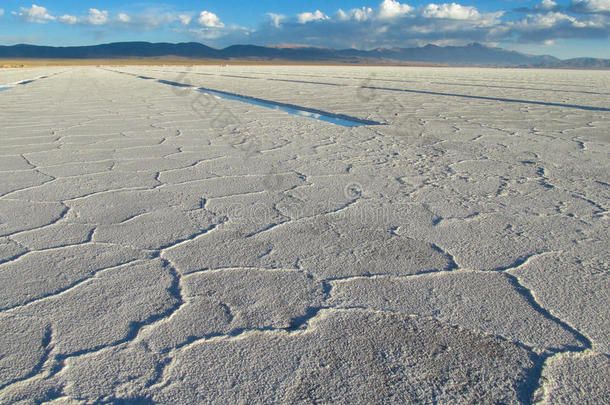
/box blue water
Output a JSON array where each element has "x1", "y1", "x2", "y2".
[
  {"x1": 0, "y1": 75, "x2": 50, "y2": 92},
  {"x1": 195, "y1": 87, "x2": 379, "y2": 127},
  {"x1": 158, "y1": 79, "x2": 193, "y2": 88}
]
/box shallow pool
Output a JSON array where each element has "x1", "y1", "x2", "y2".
[{"x1": 196, "y1": 87, "x2": 380, "y2": 127}]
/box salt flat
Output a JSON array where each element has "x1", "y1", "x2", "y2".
[{"x1": 0, "y1": 65, "x2": 608, "y2": 404}]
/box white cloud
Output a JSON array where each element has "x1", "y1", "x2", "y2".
[
  {"x1": 336, "y1": 9, "x2": 348, "y2": 20},
  {"x1": 515, "y1": 0, "x2": 560, "y2": 13},
  {"x1": 336, "y1": 7, "x2": 375, "y2": 21},
  {"x1": 378, "y1": 0, "x2": 413, "y2": 19},
  {"x1": 87, "y1": 8, "x2": 108, "y2": 25},
  {"x1": 519, "y1": 11, "x2": 581, "y2": 28},
  {"x1": 423, "y1": 3, "x2": 481, "y2": 20},
  {"x1": 504, "y1": 10, "x2": 608, "y2": 41},
  {"x1": 198, "y1": 11, "x2": 224, "y2": 28},
  {"x1": 56, "y1": 10, "x2": 197, "y2": 29},
  {"x1": 118, "y1": 13, "x2": 131, "y2": 23},
  {"x1": 297, "y1": 10, "x2": 329, "y2": 24},
  {"x1": 570, "y1": 0, "x2": 610, "y2": 13},
  {"x1": 58, "y1": 14, "x2": 77, "y2": 24},
  {"x1": 178, "y1": 14, "x2": 192, "y2": 26},
  {"x1": 267, "y1": 13, "x2": 285, "y2": 28},
  {"x1": 56, "y1": 9, "x2": 183, "y2": 28},
  {"x1": 19, "y1": 4, "x2": 55, "y2": 23},
  {"x1": 353, "y1": 7, "x2": 375, "y2": 21},
  {"x1": 0, "y1": 9, "x2": 4, "y2": 17},
  {"x1": 540, "y1": 0, "x2": 559, "y2": 10}
]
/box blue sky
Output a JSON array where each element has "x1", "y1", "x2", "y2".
[{"x1": 0, "y1": 1, "x2": 608, "y2": 58}]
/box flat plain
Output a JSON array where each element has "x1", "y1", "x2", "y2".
[{"x1": 0, "y1": 65, "x2": 608, "y2": 404}]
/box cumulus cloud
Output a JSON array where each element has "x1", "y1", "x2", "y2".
[
  {"x1": 19, "y1": 4, "x2": 55, "y2": 23},
  {"x1": 336, "y1": 7, "x2": 375, "y2": 21},
  {"x1": 118, "y1": 13, "x2": 131, "y2": 23},
  {"x1": 423, "y1": 3, "x2": 481, "y2": 20},
  {"x1": 58, "y1": 14, "x2": 77, "y2": 24},
  {"x1": 178, "y1": 14, "x2": 192, "y2": 26},
  {"x1": 569, "y1": 0, "x2": 610, "y2": 13},
  {"x1": 378, "y1": 0, "x2": 413, "y2": 19},
  {"x1": 297, "y1": 10, "x2": 329, "y2": 24},
  {"x1": 267, "y1": 13, "x2": 285, "y2": 27},
  {"x1": 540, "y1": 0, "x2": 560, "y2": 10},
  {"x1": 87, "y1": 8, "x2": 108, "y2": 25},
  {"x1": 198, "y1": 11, "x2": 224, "y2": 27},
  {"x1": 354, "y1": 7, "x2": 376, "y2": 21},
  {"x1": 516, "y1": 0, "x2": 560, "y2": 13},
  {"x1": 515, "y1": 12, "x2": 588, "y2": 29},
  {"x1": 504, "y1": 11, "x2": 609, "y2": 42},
  {"x1": 54, "y1": 8, "x2": 202, "y2": 30}
]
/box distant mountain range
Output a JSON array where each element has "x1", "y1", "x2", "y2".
[{"x1": 0, "y1": 41, "x2": 608, "y2": 68}]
